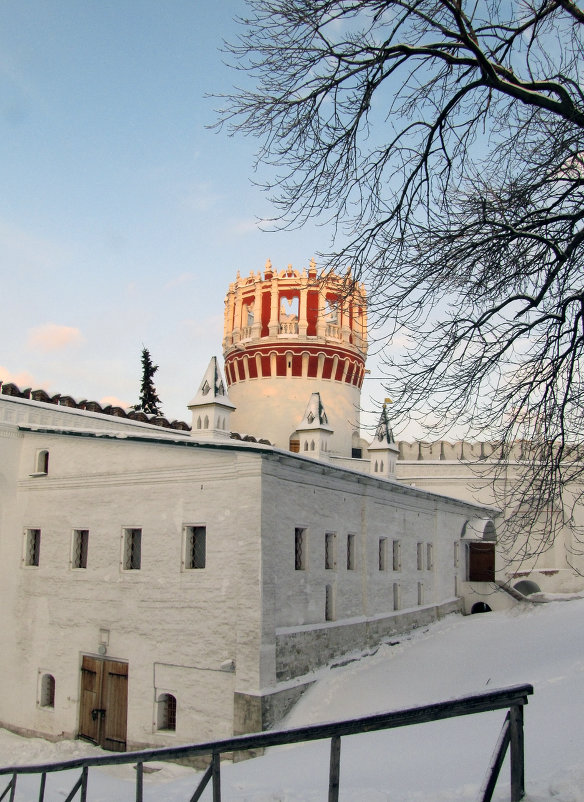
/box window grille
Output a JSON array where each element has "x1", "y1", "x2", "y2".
[
  {"x1": 378, "y1": 537, "x2": 387, "y2": 571},
  {"x1": 325, "y1": 585, "x2": 334, "y2": 621},
  {"x1": 426, "y1": 543, "x2": 434, "y2": 570},
  {"x1": 393, "y1": 582, "x2": 401, "y2": 611},
  {"x1": 347, "y1": 534, "x2": 356, "y2": 570},
  {"x1": 72, "y1": 529, "x2": 89, "y2": 569},
  {"x1": 185, "y1": 526, "x2": 206, "y2": 569},
  {"x1": 40, "y1": 674, "x2": 55, "y2": 708},
  {"x1": 25, "y1": 529, "x2": 41, "y2": 566},
  {"x1": 325, "y1": 533, "x2": 335, "y2": 570},
  {"x1": 392, "y1": 540, "x2": 401, "y2": 571},
  {"x1": 123, "y1": 528, "x2": 142, "y2": 570},
  {"x1": 295, "y1": 528, "x2": 306, "y2": 570},
  {"x1": 157, "y1": 693, "x2": 177, "y2": 731}
]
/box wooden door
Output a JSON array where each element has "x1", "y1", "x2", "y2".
[
  {"x1": 468, "y1": 542, "x2": 496, "y2": 582},
  {"x1": 79, "y1": 656, "x2": 128, "y2": 751}
]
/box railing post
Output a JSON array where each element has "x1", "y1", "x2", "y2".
[
  {"x1": 80, "y1": 766, "x2": 88, "y2": 802},
  {"x1": 135, "y1": 762, "x2": 143, "y2": 802},
  {"x1": 38, "y1": 772, "x2": 46, "y2": 802},
  {"x1": 328, "y1": 735, "x2": 341, "y2": 802},
  {"x1": 509, "y1": 704, "x2": 525, "y2": 801},
  {"x1": 212, "y1": 752, "x2": 221, "y2": 802}
]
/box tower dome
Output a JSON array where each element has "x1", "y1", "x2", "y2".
[{"x1": 222, "y1": 259, "x2": 368, "y2": 455}]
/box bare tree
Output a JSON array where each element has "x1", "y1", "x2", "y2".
[{"x1": 218, "y1": 0, "x2": 584, "y2": 560}]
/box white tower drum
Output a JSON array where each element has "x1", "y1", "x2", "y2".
[{"x1": 222, "y1": 259, "x2": 368, "y2": 456}]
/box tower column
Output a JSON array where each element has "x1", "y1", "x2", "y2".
[
  {"x1": 233, "y1": 278, "x2": 244, "y2": 344},
  {"x1": 252, "y1": 279, "x2": 263, "y2": 339},
  {"x1": 268, "y1": 275, "x2": 280, "y2": 337},
  {"x1": 298, "y1": 280, "x2": 309, "y2": 338},
  {"x1": 223, "y1": 285, "x2": 236, "y2": 349}
]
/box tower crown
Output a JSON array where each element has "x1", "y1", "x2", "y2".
[
  {"x1": 223, "y1": 259, "x2": 367, "y2": 387},
  {"x1": 221, "y1": 260, "x2": 368, "y2": 454}
]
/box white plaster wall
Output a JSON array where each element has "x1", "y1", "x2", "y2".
[
  {"x1": 396, "y1": 458, "x2": 584, "y2": 592},
  {"x1": 0, "y1": 429, "x2": 265, "y2": 746},
  {"x1": 258, "y1": 456, "x2": 487, "y2": 683},
  {"x1": 228, "y1": 376, "x2": 361, "y2": 456},
  {"x1": 0, "y1": 394, "x2": 191, "y2": 439},
  {"x1": 0, "y1": 411, "x2": 494, "y2": 748}
]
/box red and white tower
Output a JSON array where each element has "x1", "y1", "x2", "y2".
[{"x1": 222, "y1": 259, "x2": 368, "y2": 455}]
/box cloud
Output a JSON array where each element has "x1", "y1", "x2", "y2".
[
  {"x1": 0, "y1": 366, "x2": 40, "y2": 388},
  {"x1": 99, "y1": 395, "x2": 131, "y2": 409},
  {"x1": 27, "y1": 324, "x2": 84, "y2": 353}
]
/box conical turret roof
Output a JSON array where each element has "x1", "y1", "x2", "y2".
[{"x1": 188, "y1": 357, "x2": 235, "y2": 410}]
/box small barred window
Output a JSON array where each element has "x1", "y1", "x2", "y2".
[
  {"x1": 184, "y1": 526, "x2": 206, "y2": 569},
  {"x1": 123, "y1": 528, "x2": 142, "y2": 570}
]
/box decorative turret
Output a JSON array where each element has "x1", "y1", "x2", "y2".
[
  {"x1": 367, "y1": 402, "x2": 399, "y2": 479},
  {"x1": 296, "y1": 392, "x2": 333, "y2": 459},
  {"x1": 222, "y1": 259, "x2": 368, "y2": 455},
  {"x1": 188, "y1": 357, "x2": 235, "y2": 440}
]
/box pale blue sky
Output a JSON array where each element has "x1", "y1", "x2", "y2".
[{"x1": 0, "y1": 0, "x2": 388, "y2": 431}]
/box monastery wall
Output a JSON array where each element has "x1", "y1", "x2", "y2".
[
  {"x1": 259, "y1": 456, "x2": 485, "y2": 683},
  {"x1": 0, "y1": 427, "x2": 268, "y2": 747},
  {"x1": 395, "y1": 444, "x2": 584, "y2": 593},
  {"x1": 0, "y1": 393, "x2": 191, "y2": 439},
  {"x1": 0, "y1": 413, "x2": 496, "y2": 746}
]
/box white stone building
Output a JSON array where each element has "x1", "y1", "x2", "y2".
[
  {"x1": 0, "y1": 387, "x2": 489, "y2": 750},
  {"x1": 0, "y1": 262, "x2": 500, "y2": 749}
]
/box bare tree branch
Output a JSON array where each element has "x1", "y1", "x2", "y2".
[{"x1": 217, "y1": 0, "x2": 584, "y2": 560}]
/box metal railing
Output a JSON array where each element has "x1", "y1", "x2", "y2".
[{"x1": 0, "y1": 683, "x2": 533, "y2": 802}]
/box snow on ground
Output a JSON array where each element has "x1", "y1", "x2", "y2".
[{"x1": 1, "y1": 599, "x2": 584, "y2": 800}]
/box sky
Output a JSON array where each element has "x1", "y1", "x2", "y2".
[{"x1": 0, "y1": 0, "x2": 392, "y2": 433}]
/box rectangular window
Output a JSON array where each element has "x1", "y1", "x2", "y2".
[
  {"x1": 325, "y1": 584, "x2": 334, "y2": 621},
  {"x1": 392, "y1": 540, "x2": 401, "y2": 571},
  {"x1": 454, "y1": 541, "x2": 460, "y2": 568},
  {"x1": 24, "y1": 528, "x2": 41, "y2": 567},
  {"x1": 72, "y1": 529, "x2": 89, "y2": 569},
  {"x1": 418, "y1": 581, "x2": 424, "y2": 605},
  {"x1": 325, "y1": 532, "x2": 336, "y2": 570},
  {"x1": 393, "y1": 582, "x2": 401, "y2": 611},
  {"x1": 184, "y1": 525, "x2": 206, "y2": 569},
  {"x1": 378, "y1": 537, "x2": 388, "y2": 571},
  {"x1": 295, "y1": 528, "x2": 306, "y2": 570},
  {"x1": 347, "y1": 534, "x2": 356, "y2": 570},
  {"x1": 123, "y1": 528, "x2": 142, "y2": 570},
  {"x1": 426, "y1": 543, "x2": 433, "y2": 571},
  {"x1": 417, "y1": 542, "x2": 424, "y2": 571}
]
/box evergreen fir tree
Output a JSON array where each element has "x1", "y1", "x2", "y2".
[{"x1": 136, "y1": 347, "x2": 162, "y2": 415}]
